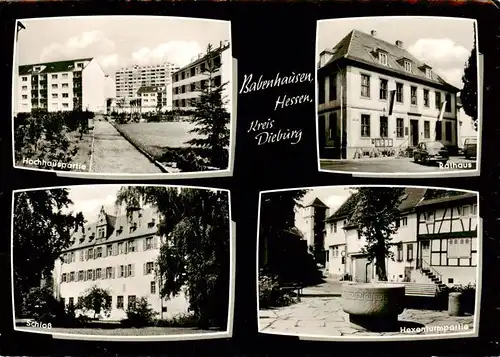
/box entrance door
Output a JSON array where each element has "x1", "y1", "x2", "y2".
[
  {"x1": 410, "y1": 120, "x2": 419, "y2": 147},
  {"x1": 421, "y1": 240, "x2": 431, "y2": 265},
  {"x1": 355, "y1": 257, "x2": 368, "y2": 283}
]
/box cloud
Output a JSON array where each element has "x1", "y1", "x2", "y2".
[
  {"x1": 131, "y1": 40, "x2": 203, "y2": 68},
  {"x1": 40, "y1": 30, "x2": 116, "y2": 64},
  {"x1": 407, "y1": 38, "x2": 472, "y2": 89}
]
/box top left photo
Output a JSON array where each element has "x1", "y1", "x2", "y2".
[{"x1": 12, "y1": 16, "x2": 234, "y2": 178}]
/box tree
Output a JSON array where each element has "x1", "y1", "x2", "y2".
[
  {"x1": 461, "y1": 22, "x2": 478, "y2": 131},
  {"x1": 13, "y1": 189, "x2": 84, "y2": 314},
  {"x1": 352, "y1": 188, "x2": 406, "y2": 281},
  {"x1": 125, "y1": 297, "x2": 158, "y2": 327},
  {"x1": 259, "y1": 190, "x2": 312, "y2": 280},
  {"x1": 115, "y1": 186, "x2": 230, "y2": 330},
  {"x1": 185, "y1": 43, "x2": 231, "y2": 169},
  {"x1": 77, "y1": 285, "x2": 112, "y2": 319}
]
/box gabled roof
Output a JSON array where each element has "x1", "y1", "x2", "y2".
[
  {"x1": 64, "y1": 207, "x2": 159, "y2": 252},
  {"x1": 416, "y1": 191, "x2": 477, "y2": 208},
  {"x1": 319, "y1": 29, "x2": 458, "y2": 91},
  {"x1": 137, "y1": 85, "x2": 166, "y2": 94},
  {"x1": 327, "y1": 188, "x2": 427, "y2": 227},
  {"x1": 305, "y1": 197, "x2": 329, "y2": 209},
  {"x1": 18, "y1": 58, "x2": 93, "y2": 76}
]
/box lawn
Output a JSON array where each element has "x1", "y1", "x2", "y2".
[
  {"x1": 17, "y1": 325, "x2": 215, "y2": 336},
  {"x1": 116, "y1": 122, "x2": 198, "y2": 159}
]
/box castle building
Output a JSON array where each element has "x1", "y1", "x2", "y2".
[
  {"x1": 52, "y1": 206, "x2": 189, "y2": 321},
  {"x1": 317, "y1": 30, "x2": 461, "y2": 159},
  {"x1": 172, "y1": 41, "x2": 231, "y2": 113},
  {"x1": 15, "y1": 58, "x2": 106, "y2": 114}
]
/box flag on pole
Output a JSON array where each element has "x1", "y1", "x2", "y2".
[
  {"x1": 16, "y1": 21, "x2": 26, "y2": 41},
  {"x1": 388, "y1": 89, "x2": 396, "y2": 116},
  {"x1": 437, "y1": 100, "x2": 447, "y2": 122}
]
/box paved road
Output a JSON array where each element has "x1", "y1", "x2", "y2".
[
  {"x1": 259, "y1": 295, "x2": 474, "y2": 337},
  {"x1": 320, "y1": 156, "x2": 477, "y2": 174},
  {"x1": 90, "y1": 121, "x2": 162, "y2": 174}
]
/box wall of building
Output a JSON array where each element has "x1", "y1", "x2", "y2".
[
  {"x1": 82, "y1": 59, "x2": 106, "y2": 113},
  {"x1": 319, "y1": 64, "x2": 458, "y2": 159},
  {"x1": 53, "y1": 242, "x2": 189, "y2": 320}
]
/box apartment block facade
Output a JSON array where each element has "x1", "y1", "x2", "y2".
[
  {"x1": 320, "y1": 189, "x2": 478, "y2": 289},
  {"x1": 137, "y1": 85, "x2": 172, "y2": 113},
  {"x1": 52, "y1": 206, "x2": 189, "y2": 321},
  {"x1": 115, "y1": 62, "x2": 179, "y2": 102},
  {"x1": 317, "y1": 30, "x2": 461, "y2": 159},
  {"x1": 172, "y1": 41, "x2": 231, "y2": 113},
  {"x1": 16, "y1": 58, "x2": 106, "y2": 114}
]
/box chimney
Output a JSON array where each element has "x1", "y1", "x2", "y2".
[
  {"x1": 396, "y1": 40, "x2": 403, "y2": 48},
  {"x1": 371, "y1": 30, "x2": 377, "y2": 37}
]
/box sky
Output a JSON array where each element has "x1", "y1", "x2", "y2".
[
  {"x1": 65, "y1": 185, "x2": 124, "y2": 223},
  {"x1": 15, "y1": 16, "x2": 230, "y2": 97},
  {"x1": 294, "y1": 187, "x2": 355, "y2": 236},
  {"x1": 317, "y1": 16, "x2": 477, "y2": 89}
]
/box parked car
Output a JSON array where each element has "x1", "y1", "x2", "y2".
[
  {"x1": 413, "y1": 141, "x2": 449, "y2": 165},
  {"x1": 463, "y1": 138, "x2": 477, "y2": 159}
]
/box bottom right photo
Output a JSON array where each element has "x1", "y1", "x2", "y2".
[{"x1": 257, "y1": 185, "x2": 480, "y2": 341}]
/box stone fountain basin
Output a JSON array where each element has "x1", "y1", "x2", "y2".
[{"x1": 341, "y1": 283, "x2": 405, "y2": 317}]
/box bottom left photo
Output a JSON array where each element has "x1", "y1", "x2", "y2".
[{"x1": 11, "y1": 184, "x2": 233, "y2": 341}]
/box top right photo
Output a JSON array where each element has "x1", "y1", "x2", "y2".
[{"x1": 316, "y1": 16, "x2": 481, "y2": 177}]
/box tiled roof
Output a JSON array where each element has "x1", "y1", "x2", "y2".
[
  {"x1": 18, "y1": 58, "x2": 93, "y2": 76},
  {"x1": 65, "y1": 207, "x2": 160, "y2": 252},
  {"x1": 320, "y1": 29, "x2": 458, "y2": 91},
  {"x1": 137, "y1": 85, "x2": 166, "y2": 94},
  {"x1": 416, "y1": 191, "x2": 477, "y2": 208},
  {"x1": 305, "y1": 197, "x2": 329, "y2": 208},
  {"x1": 326, "y1": 188, "x2": 427, "y2": 226}
]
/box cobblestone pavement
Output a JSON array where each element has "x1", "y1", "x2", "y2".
[
  {"x1": 320, "y1": 156, "x2": 476, "y2": 174},
  {"x1": 259, "y1": 296, "x2": 474, "y2": 337},
  {"x1": 90, "y1": 121, "x2": 162, "y2": 173}
]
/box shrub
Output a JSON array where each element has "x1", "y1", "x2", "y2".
[
  {"x1": 259, "y1": 272, "x2": 295, "y2": 309},
  {"x1": 122, "y1": 297, "x2": 158, "y2": 327},
  {"x1": 154, "y1": 313, "x2": 199, "y2": 328},
  {"x1": 157, "y1": 147, "x2": 211, "y2": 172},
  {"x1": 22, "y1": 287, "x2": 72, "y2": 326},
  {"x1": 436, "y1": 283, "x2": 476, "y2": 313}
]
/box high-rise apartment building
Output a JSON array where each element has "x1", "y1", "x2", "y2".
[
  {"x1": 115, "y1": 62, "x2": 180, "y2": 102},
  {"x1": 15, "y1": 57, "x2": 106, "y2": 114}
]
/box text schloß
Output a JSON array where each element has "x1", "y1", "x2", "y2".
[{"x1": 26, "y1": 320, "x2": 52, "y2": 329}]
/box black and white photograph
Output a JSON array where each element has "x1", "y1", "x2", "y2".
[
  {"x1": 316, "y1": 17, "x2": 480, "y2": 176},
  {"x1": 13, "y1": 16, "x2": 234, "y2": 177},
  {"x1": 12, "y1": 185, "x2": 234, "y2": 340},
  {"x1": 257, "y1": 185, "x2": 480, "y2": 340}
]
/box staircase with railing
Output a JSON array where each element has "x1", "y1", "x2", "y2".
[{"x1": 417, "y1": 258, "x2": 447, "y2": 291}]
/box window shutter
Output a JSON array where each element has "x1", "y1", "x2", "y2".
[
  {"x1": 112, "y1": 267, "x2": 116, "y2": 279},
  {"x1": 131, "y1": 264, "x2": 134, "y2": 277},
  {"x1": 143, "y1": 238, "x2": 146, "y2": 251},
  {"x1": 143, "y1": 263, "x2": 146, "y2": 276},
  {"x1": 154, "y1": 237, "x2": 159, "y2": 249},
  {"x1": 103, "y1": 247, "x2": 107, "y2": 258},
  {"x1": 125, "y1": 265, "x2": 128, "y2": 277},
  {"x1": 85, "y1": 250, "x2": 88, "y2": 260}
]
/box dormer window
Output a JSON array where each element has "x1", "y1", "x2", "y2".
[
  {"x1": 425, "y1": 68, "x2": 432, "y2": 78},
  {"x1": 378, "y1": 52, "x2": 388, "y2": 66},
  {"x1": 404, "y1": 60, "x2": 412, "y2": 73},
  {"x1": 148, "y1": 218, "x2": 156, "y2": 229},
  {"x1": 130, "y1": 223, "x2": 137, "y2": 233},
  {"x1": 34, "y1": 66, "x2": 41, "y2": 72}
]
